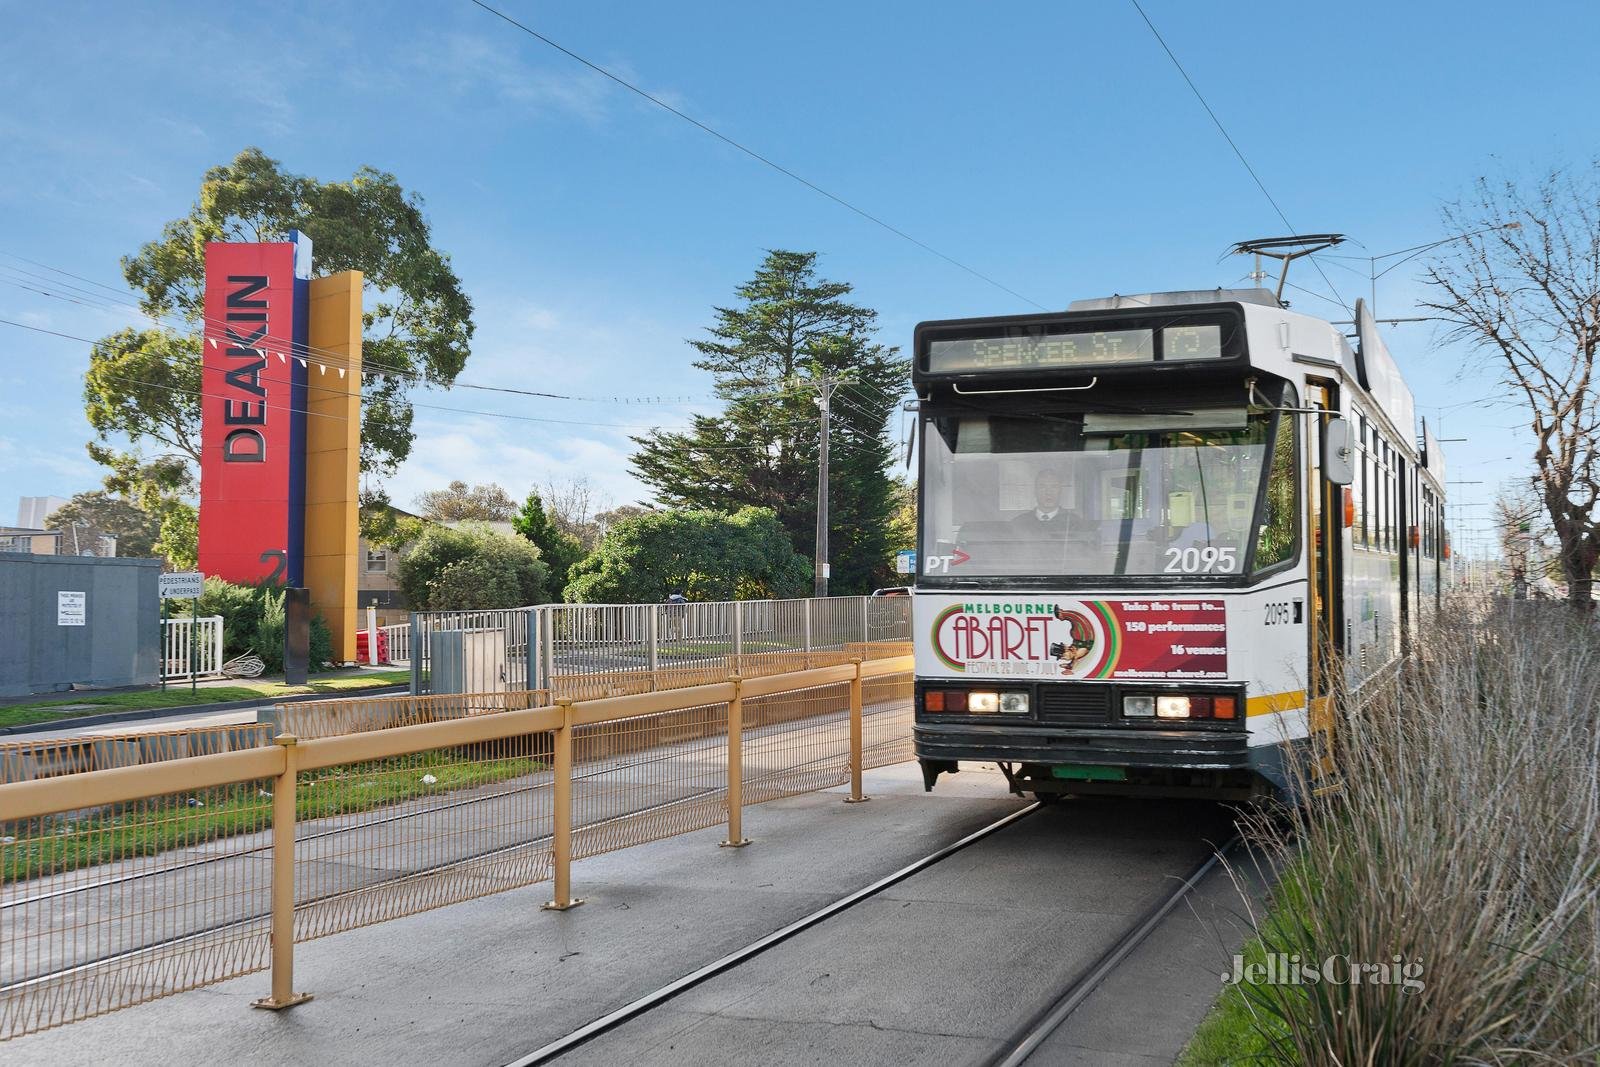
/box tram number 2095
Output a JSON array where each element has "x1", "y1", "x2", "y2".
[{"x1": 1163, "y1": 546, "x2": 1236, "y2": 573}]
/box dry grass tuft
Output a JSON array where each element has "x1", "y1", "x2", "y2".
[{"x1": 1232, "y1": 597, "x2": 1600, "y2": 1064}]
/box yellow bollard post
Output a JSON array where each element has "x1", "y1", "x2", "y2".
[
  {"x1": 845, "y1": 659, "x2": 870, "y2": 804},
  {"x1": 721, "y1": 676, "x2": 751, "y2": 847},
  {"x1": 252, "y1": 735, "x2": 312, "y2": 1011},
  {"x1": 543, "y1": 700, "x2": 584, "y2": 910}
]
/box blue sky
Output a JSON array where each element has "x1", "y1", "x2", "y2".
[{"x1": 2, "y1": 0, "x2": 1596, "y2": 556}]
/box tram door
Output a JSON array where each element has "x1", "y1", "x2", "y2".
[{"x1": 1305, "y1": 381, "x2": 1342, "y2": 787}]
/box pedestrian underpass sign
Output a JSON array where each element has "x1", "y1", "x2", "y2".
[{"x1": 159, "y1": 571, "x2": 204, "y2": 599}]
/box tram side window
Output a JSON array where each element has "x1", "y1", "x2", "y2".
[
  {"x1": 1378, "y1": 440, "x2": 1390, "y2": 552},
  {"x1": 1377, "y1": 446, "x2": 1386, "y2": 552},
  {"x1": 1360, "y1": 420, "x2": 1372, "y2": 548},
  {"x1": 1385, "y1": 446, "x2": 1396, "y2": 552},
  {"x1": 1253, "y1": 411, "x2": 1299, "y2": 570}
]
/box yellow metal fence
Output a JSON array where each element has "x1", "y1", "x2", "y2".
[{"x1": 0, "y1": 656, "x2": 913, "y2": 1039}]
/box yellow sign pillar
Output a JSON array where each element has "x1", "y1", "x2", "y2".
[{"x1": 304, "y1": 271, "x2": 363, "y2": 664}]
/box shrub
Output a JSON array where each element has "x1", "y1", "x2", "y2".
[
  {"x1": 194, "y1": 577, "x2": 334, "y2": 673},
  {"x1": 563, "y1": 506, "x2": 810, "y2": 603},
  {"x1": 397, "y1": 522, "x2": 549, "y2": 610}
]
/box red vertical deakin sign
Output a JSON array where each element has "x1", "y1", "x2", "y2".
[{"x1": 197, "y1": 241, "x2": 309, "y2": 585}]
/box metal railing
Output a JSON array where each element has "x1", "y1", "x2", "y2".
[
  {"x1": 356, "y1": 613, "x2": 414, "y2": 666},
  {"x1": 0, "y1": 655, "x2": 913, "y2": 1039},
  {"x1": 408, "y1": 595, "x2": 913, "y2": 696},
  {"x1": 161, "y1": 614, "x2": 224, "y2": 680}
]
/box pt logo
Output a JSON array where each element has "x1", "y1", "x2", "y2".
[{"x1": 923, "y1": 548, "x2": 970, "y2": 575}]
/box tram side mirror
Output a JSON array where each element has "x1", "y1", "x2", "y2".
[{"x1": 1322, "y1": 416, "x2": 1354, "y2": 485}]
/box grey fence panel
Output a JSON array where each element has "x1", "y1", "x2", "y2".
[
  {"x1": 409, "y1": 607, "x2": 535, "y2": 695},
  {"x1": 410, "y1": 595, "x2": 911, "y2": 696}
]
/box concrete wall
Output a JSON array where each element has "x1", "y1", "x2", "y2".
[{"x1": 0, "y1": 553, "x2": 161, "y2": 697}]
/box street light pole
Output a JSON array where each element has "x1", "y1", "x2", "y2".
[{"x1": 814, "y1": 377, "x2": 836, "y2": 599}]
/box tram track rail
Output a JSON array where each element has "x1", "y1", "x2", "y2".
[
  {"x1": 987, "y1": 833, "x2": 1243, "y2": 1066},
  {"x1": 506, "y1": 802, "x2": 1242, "y2": 1067},
  {"x1": 506, "y1": 802, "x2": 1045, "y2": 1067}
]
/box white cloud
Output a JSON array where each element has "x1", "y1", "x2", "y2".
[
  {"x1": 383, "y1": 415, "x2": 656, "y2": 514},
  {"x1": 405, "y1": 33, "x2": 690, "y2": 129},
  {"x1": 0, "y1": 435, "x2": 100, "y2": 493}
]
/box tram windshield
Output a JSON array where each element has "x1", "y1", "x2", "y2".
[{"x1": 920, "y1": 407, "x2": 1290, "y2": 579}]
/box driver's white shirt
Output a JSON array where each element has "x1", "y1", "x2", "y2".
[{"x1": 1035, "y1": 508, "x2": 1060, "y2": 521}]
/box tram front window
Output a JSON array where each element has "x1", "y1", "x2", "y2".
[{"x1": 921, "y1": 408, "x2": 1278, "y2": 578}]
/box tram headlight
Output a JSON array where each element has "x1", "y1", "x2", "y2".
[
  {"x1": 1122, "y1": 695, "x2": 1155, "y2": 718},
  {"x1": 999, "y1": 691, "x2": 1029, "y2": 714},
  {"x1": 1156, "y1": 695, "x2": 1192, "y2": 719},
  {"x1": 968, "y1": 691, "x2": 1000, "y2": 714}
]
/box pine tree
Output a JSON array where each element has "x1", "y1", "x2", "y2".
[
  {"x1": 512, "y1": 489, "x2": 585, "y2": 598},
  {"x1": 630, "y1": 251, "x2": 909, "y2": 593}
]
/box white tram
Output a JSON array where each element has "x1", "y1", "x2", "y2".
[{"x1": 910, "y1": 287, "x2": 1447, "y2": 800}]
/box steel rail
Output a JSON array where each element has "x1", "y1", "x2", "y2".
[
  {"x1": 503, "y1": 802, "x2": 1043, "y2": 1067},
  {"x1": 986, "y1": 833, "x2": 1244, "y2": 1067}
]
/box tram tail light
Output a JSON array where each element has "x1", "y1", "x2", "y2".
[
  {"x1": 924, "y1": 690, "x2": 973, "y2": 712},
  {"x1": 1212, "y1": 695, "x2": 1237, "y2": 720},
  {"x1": 1343, "y1": 487, "x2": 1355, "y2": 528}
]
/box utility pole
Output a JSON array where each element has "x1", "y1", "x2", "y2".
[{"x1": 814, "y1": 377, "x2": 838, "y2": 599}]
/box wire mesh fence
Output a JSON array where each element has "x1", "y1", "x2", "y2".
[
  {"x1": 742, "y1": 681, "x2": 853, "y2": 805},
  {"x1": 291, "y1": 732, "x2": 556, "y2": 942},
  {"x1": 1, "y1": 772, "x2": 277, "y2": 1038},
  {"x1": 0, "y1": 724, "x2": 276, "y2": 786},
  {"x1": 270, "y1": 690, "x2": 553, "y2": 739},
  {"x1": 409, "y1": 595, "x2": 912, "y2": 699},
  {"x1": 862, "y1": 672, "x2": 916, "y2": 770},
  {"x1": 0, "y1": 658, "x2": 913, "y2": 1041},
  {"x1": 571, "y1": 700, "x2": 731, "y2": 860}
]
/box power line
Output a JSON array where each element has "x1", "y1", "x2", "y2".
[
  {"x1": 0, "y1": 252, "x2": 745, "y2": 405},
  {"x1": 465, "y1": 0, "x2": 1048, "y2": 311},
  {"x1": 1126, "y1": 0, "x2": 1350, "y2": 313},
  {"x1": 1, "y1": 317, "x2": 898, "y2": 457},
  {"x1": 3, "y1": 256, "x2": 897, "y2": 419},
  {"x1": 0, "y1": 316, "x2": 789, "y2": 436},
  {"x1": 0, "y1": 261, "x2": 713, "y2": 406}
]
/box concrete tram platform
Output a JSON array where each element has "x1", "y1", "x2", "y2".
[{"x1": 9, "y1": 764, "x2": 1262, "y2": 1066}]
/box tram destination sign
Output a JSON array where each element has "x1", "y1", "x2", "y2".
[{"x1": 924, "y1": 323, "x2": 1222, "y2": 374}]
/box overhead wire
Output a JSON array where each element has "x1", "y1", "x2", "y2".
[
  {"x1": 464, "y1": 0, "x2": 1048, "y2": 311},
  {"x1": 1, "y1": 255, "x2": 908, "y2": 429},
  {"x1": 0, "y1": 316, "x2": 896, "y2": 456},
  {"x1": 0, "y1": 259, "x2": 712, "y2": 406},
  {"x1": 1126, "y1": 0, "x2": 1351, "y2": 314}
]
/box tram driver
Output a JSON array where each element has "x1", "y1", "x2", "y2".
[{"x1": 1010, "y1": 469, "x2": 1069, "y2": 536}]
